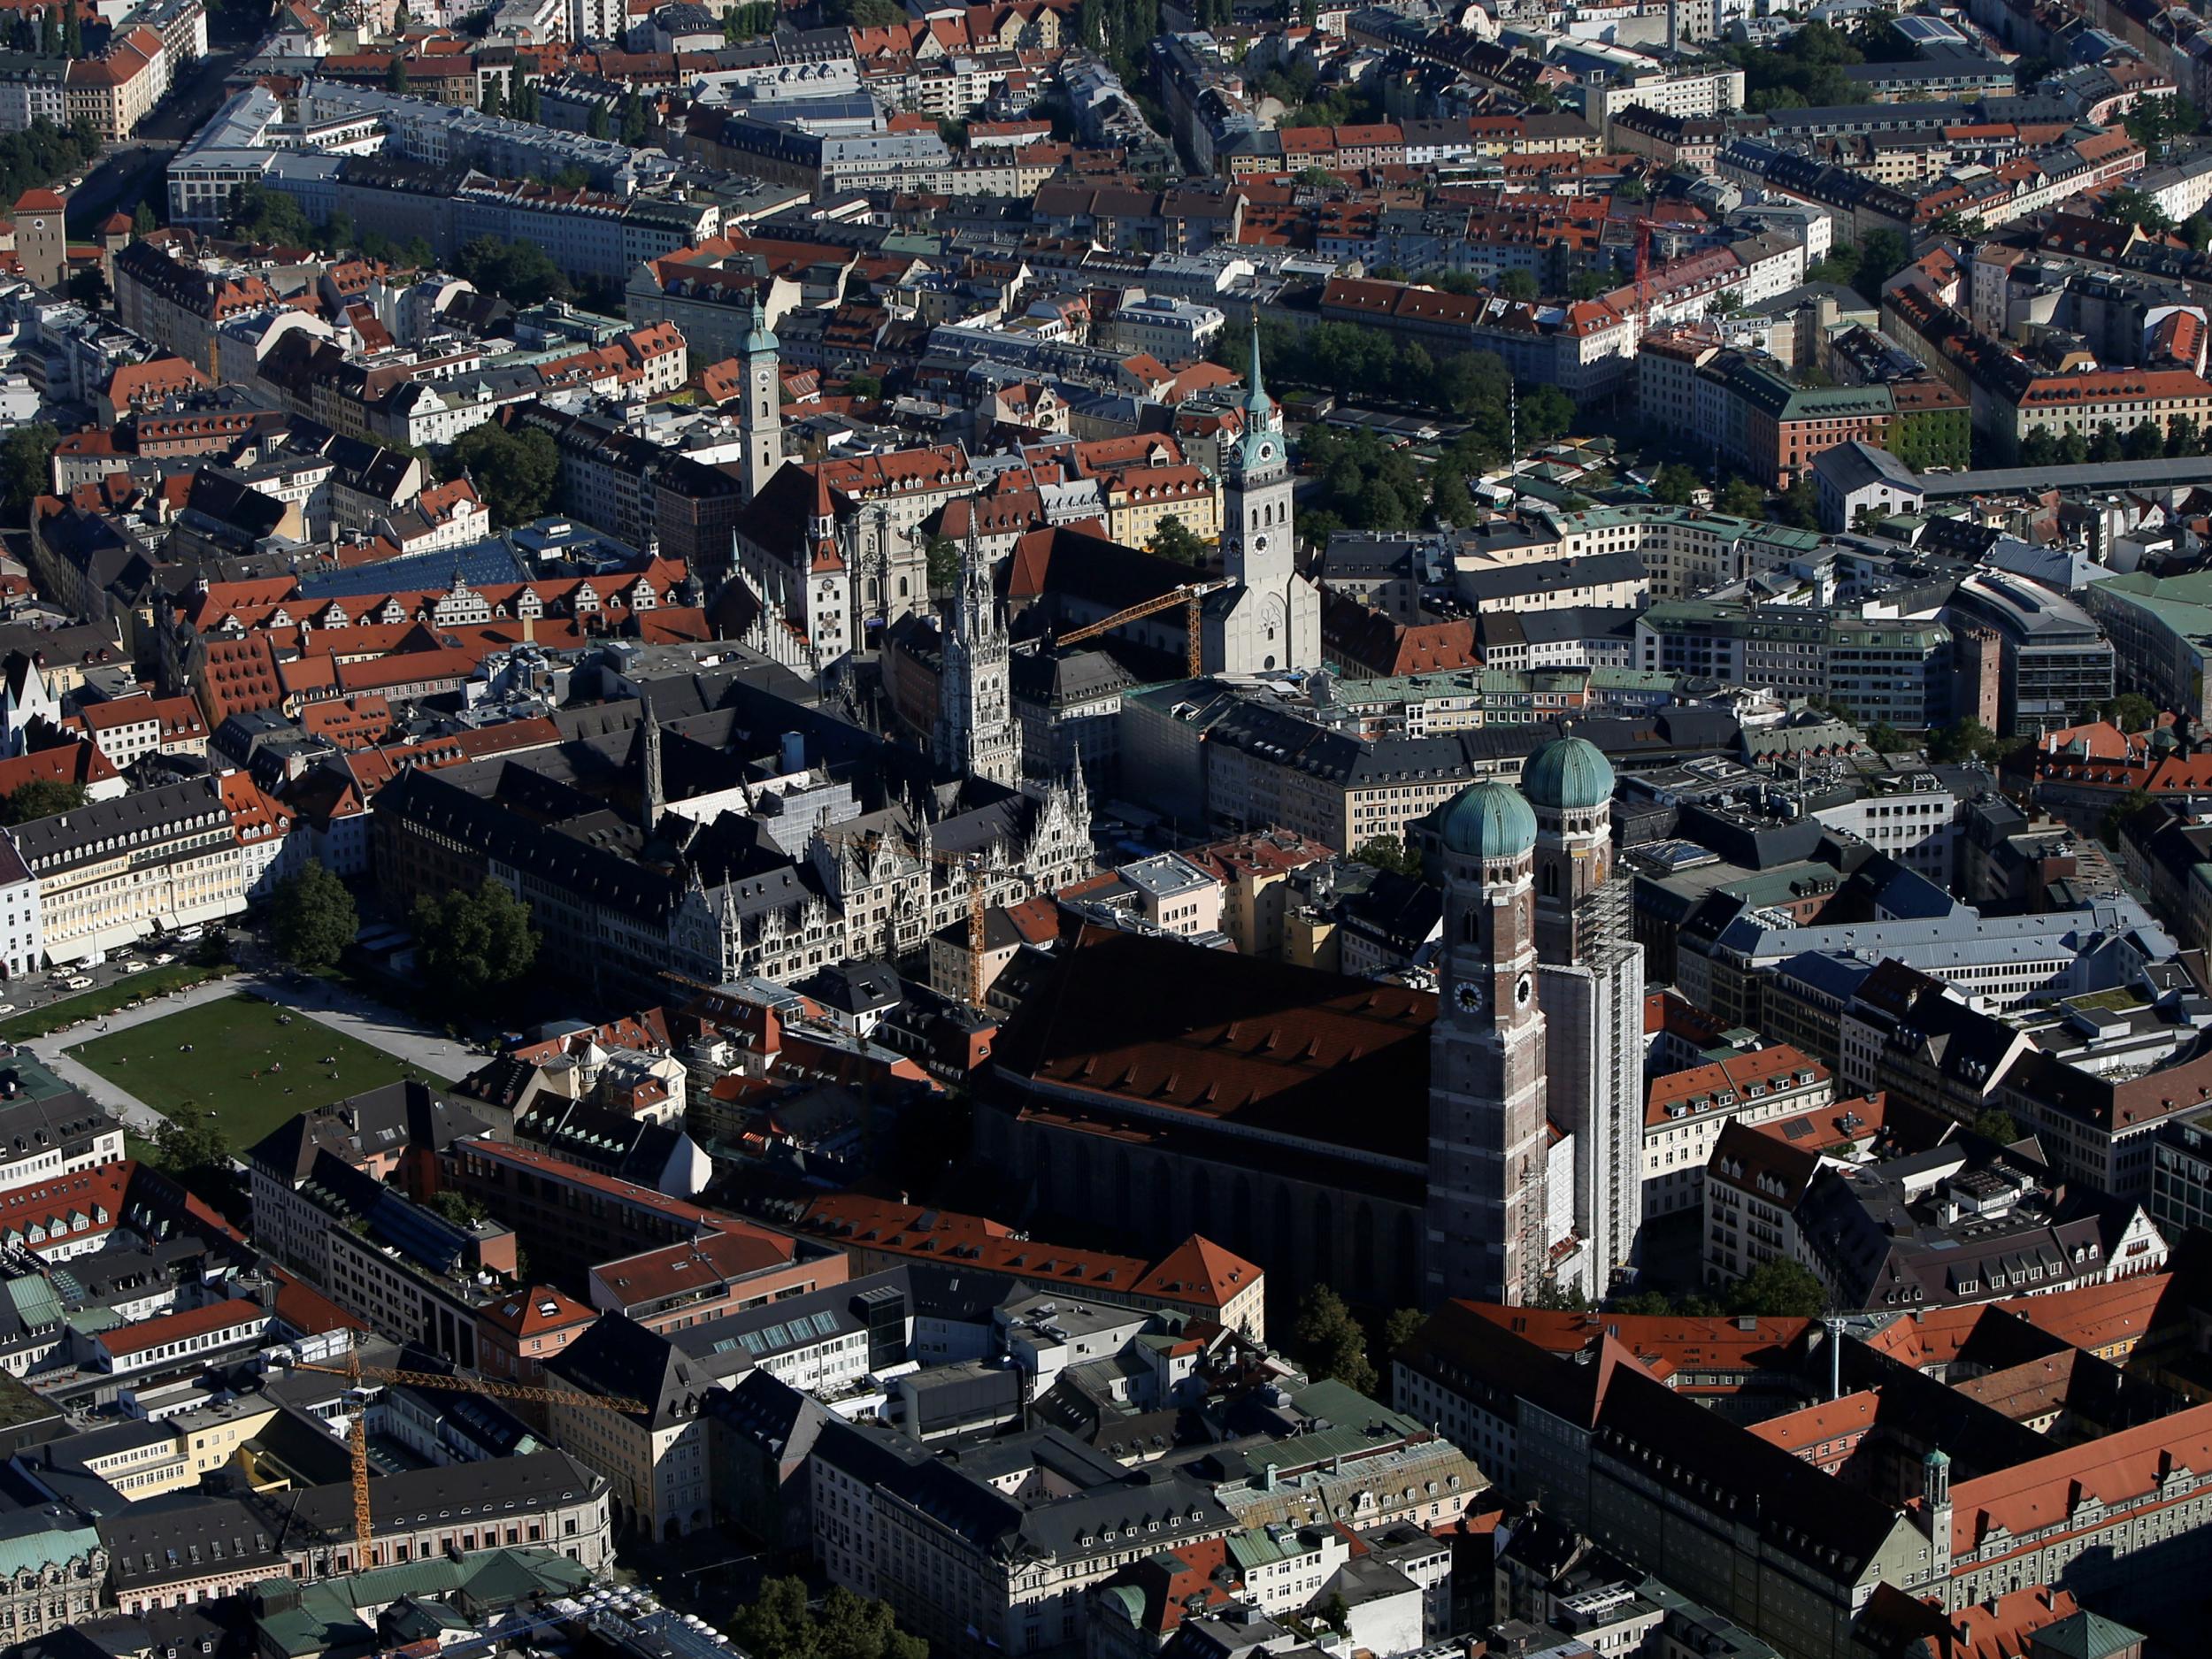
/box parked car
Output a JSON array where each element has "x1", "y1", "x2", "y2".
[{"x1": 64, "y1": 976, "x2": 92, "y2": 989}]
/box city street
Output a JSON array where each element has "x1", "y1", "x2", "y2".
[{"x1": 65, "y1": 47, "x2": 246, "y2": 234}]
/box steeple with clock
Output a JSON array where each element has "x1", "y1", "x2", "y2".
[
  {"x1": 1223, "y1": 322, "x2": 1294, "y2": 596},
  {"x1": 1210, "y1": 323, "x2": 1323, "y2": 675},
  {"x1": 1426, "y1": 779, "x2": 1550, "y2": 1308}
]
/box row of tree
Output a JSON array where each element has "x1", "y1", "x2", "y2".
[
  {"x1": 8, "y1": 5, "x2": 81, "y2": 54},
  {"x1": 2017, "y1": 419, "x2": 2212, "y2": 468},
  {"x1": 0, "y1": 119, "x2": 98, "y2": 213},
  {"x1": 271, "y1": 864, "x2": 540, "y2": 1012}
]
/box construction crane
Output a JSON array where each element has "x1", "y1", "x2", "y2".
[
  {"x1": 1057, "y1": 580, "x2": 1226, "y2": 680},
  {"x1": 289, "y1": 1349, "x2": 648, "y2": 1572}
]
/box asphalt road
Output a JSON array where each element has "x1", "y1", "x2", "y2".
[{"x1": 65, "y1": 46, "x2": 246, "y2": 234}]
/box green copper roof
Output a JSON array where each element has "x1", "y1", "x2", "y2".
[
  {"x1": 1440, "y1": 780, "x2": 1536, "y2": 860},
  {"x1": 1522, "y1": 734, "x2": 1614, "y2": 812}
]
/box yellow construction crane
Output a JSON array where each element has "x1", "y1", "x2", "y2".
[
  {"x1": 291, "y1": 1349, "x2": 648, "y2": 1571},
  {"x1": 1058, "y1": 580, "x2": 1225, "y2": 679}
]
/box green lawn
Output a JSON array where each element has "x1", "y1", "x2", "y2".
[{"x1": 67, "y1": 994, "x2": 452, "y2": 1152}]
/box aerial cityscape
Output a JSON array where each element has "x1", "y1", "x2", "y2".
[{"x1": 0, "y1": 0, "x2": 2208, "y2": 1653}]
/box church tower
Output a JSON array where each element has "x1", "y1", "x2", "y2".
[
  {"x1": 634, "y1": 695, "x2": 665, "y2": 833},
  {"x1": 740, "y1": 301, "x2": 782, "y2": 503},
  {"x1": 935, "y1": 530, "x2": 1020, "y2": 786},
  {"x1": 1213, "y1": 323, "x2": 1322, "y2": 674},
  {"x1": 1427, "y1": 780, "x2": 1549, "y2": 1306},
  {"x1": 1525, "y1": 733, "x2": 1646, "y2": 1297}
]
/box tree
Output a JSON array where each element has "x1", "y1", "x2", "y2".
[
  {"x1": 1375, "y1": 1306, "x2": 1425, "y2": 1356},
  {"x1": 411, "y1": 879, "x2": 537, "y2": 1005},
  {"x1": 1350, "y1": 834, "x2": 1421, "y2": 877},
  {"x1": 732, "y1": 1577, "x2": 923, "y2": 1659},
  {"x1": 480, "y1": 78, "x2": 505, "y2": 119},
  {"x1": 1972, "y1": 1108, "x2": 2023, "y2": 1146},
  {"x1": 2126, "y1": 95, "x2": 2202, "y2": 160},
  {"x1": 619, "y1": 87, "x2": 649, "y2": 146},
  {"x1": 1927, "y1": 718, "x2": 2000, "y2": 764},
  {"x1": 0, "y1": 777, "x2": 84, "y2": 826},
  {"x1": 0, "y1": 421, "x2": 58, "y2": 517},
  {"x1": 1724, "y1": 1257, "x2": 1826, "y2": 1318},
  {"x1": 59, "y1": 4, "x2": 77, "y2": 54},
  {"x1": 1807, "y1": 241, "x2": 1861, "y2": 288},
  {"x1": 2089, "y1": 421, "x2": 2124, "y2": 464},
  {"x1": 2170, "y1": 415, "x2": 2202, "y2": 457},
  {"x1": 385, "y1": 53, "x2": 409, "y2": 94},
  {"x1": 924, "y1": 532, "x2": 959, "y2": 594},
  {"x1": 426, "y1": 1188, "x2": 488, "y2": 1227},
  {"x1": 817, "y1": 1586, "x2": 927, "y2": 1659},
  {"x1": 513, "y1": 76, "x2": 541, "y2": 122},
  {"x1": 270, "y1": 862, "x2": 358, "y2": 972},
  {"x1": 37, "y1": 5, "x2": 54, "y2": 51},
  {"x1": 2125, "y1": 419, "x2": 2168, "y2": 460},
  {"x1": 447, "y1": 423, "x2": 559, "y2": 526},
  {"x1": 454, "y1": 234, "x2": 567, "y2": 305},
  {"x1": 1651, "y1": 463, "x2": 1703, "y2": 505},
  {"x1": 2101, "y1": 787, "x2": 2154, "y2": 849},
  {"x1": 227, "y1": 181, "x2": 312, "y2": 245},
  {"x1": 132, "y1": 200, "x2": 157, "y2": 236},
  {"x1": 729, "y1": 1578, "x2": 816, "y2": 1659},
  {"x1": 1719, "y1": 477, "x2": 1767, "y2": 518},
  {"x1": 588, "y1": 102, "x2": 611, "y2": 140},
  {"x1": 1291, "y1": 1284, "x2": 1377, "y2": 1395},
  {"x1": 1865, "y1": 720, "x2": 1906, "y2": 753},
  {"x1": 1499, "y1": 269, "x2": 1540, "y2": 301},
  {"x1": 1779, "y1": 475, "x2": 1820, "y2": 530},
  {"x1": 1853, "y1": 229, "x2": 1909, "y2": 303},
  {"x1": 2101, "y1": 692, "x2": 2158, "y2": 732},
  {"x1": 153, "y1": 1115, "x2": 231, "y2": 1179},
  {"x1": 2104, "y1": 188, "x2": 2173, "y2": 234},
  {"x1": 1148, "y1": 515, "x2": 1205, "y2": 565}
]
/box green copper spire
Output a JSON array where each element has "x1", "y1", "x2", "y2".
[{"x1": 1244, "y1": 318, "x2": 1267, "y2": 413}]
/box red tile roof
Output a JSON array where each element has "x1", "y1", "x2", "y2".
[{"x1": 98, "y1": 1296, "x2": 268, "y2": 1358}]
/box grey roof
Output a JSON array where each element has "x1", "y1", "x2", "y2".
[
  {"x1": 1812, "y1": 441, "x2": 1920, "y2": 494},
  {"x1": 10, "y1": 778, "x2": 229, "y2": 877},
  {"x1": 1916, "y1": 455, "x2": 2212, "y2": 497}
]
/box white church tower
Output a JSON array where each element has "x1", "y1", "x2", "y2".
[
  {"x1": 740, "y1": 300, "x2": 782, "y2": 503},
  {"x1": 1210, "y1": 322, "x2": 1321, "y2": 675},
  {"x1": 935, "y1": 531, "x2": 1020, "y2": 786}
]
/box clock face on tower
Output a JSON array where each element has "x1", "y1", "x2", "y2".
[
  {"x1": 1516, "y1": 973, "x2": 1534, "y2": 1007},
  {"x1": 1454, "y1": 982, "x2": 1484, "y2": 1013}
]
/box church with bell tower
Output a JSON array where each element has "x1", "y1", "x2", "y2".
[
  {"x1": 1427, "y1": 734, "x2": 1646, "y2": 1305},
  {"x1": 1207, "y1": 325, "x2": 1322, "y2": 676}
]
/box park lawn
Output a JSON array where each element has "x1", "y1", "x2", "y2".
[{"x1": 66, "y1": 994, "x2": 451, "y2": 1152}]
